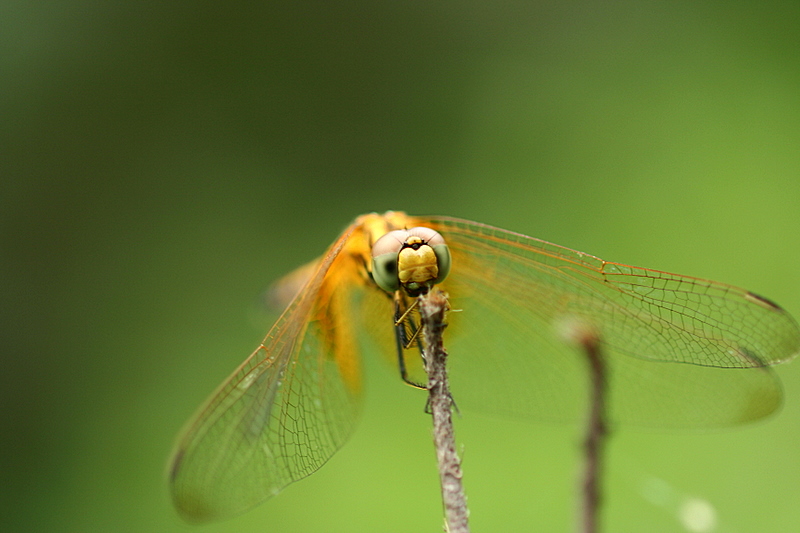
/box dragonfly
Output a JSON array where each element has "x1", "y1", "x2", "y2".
[{"x1": 169, "y1": 211, "x2": 800, "y2": 522}]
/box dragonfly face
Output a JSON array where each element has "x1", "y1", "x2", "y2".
[
  {"x1": 371, "y1": 226, "x2": 452, "y2": 296},
  {"x1": 169, "y1": 211, "x2": 800, "y2": 523}
]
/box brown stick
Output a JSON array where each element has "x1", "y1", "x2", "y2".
[
  {"x1": 578, "y1": 329, "x2": 607, "y2": 533},
  {"x1": 419, "y1": 290, "x2": 470, "y2": 533}
]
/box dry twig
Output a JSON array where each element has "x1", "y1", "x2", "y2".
[
  {"x1": 576, "y1": 327, "x2": 607, "y2": 533},
  {"x1": 419, "y1": 290, "x2": 469, "y2": 533}
]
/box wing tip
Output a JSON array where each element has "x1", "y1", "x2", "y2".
[{"x1": 744, "y1": 291, "x2": 784, "y2": 312}]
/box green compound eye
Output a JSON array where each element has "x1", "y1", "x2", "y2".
[
  {"x1": 430, "y1": 243, "x2": 451, "y2": 285},
  {"x1": 372, "y1": 250, "x2": 401, "y2": 293}
]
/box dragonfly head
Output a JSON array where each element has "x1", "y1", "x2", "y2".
[{"x1": 371, "y1": 227, "x2": 451, "y2": 296}]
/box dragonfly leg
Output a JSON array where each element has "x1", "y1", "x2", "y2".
[
  {"x1": 393, "y1": 293, "x2": 426, "y2": 389},
  {"x1": 422, "y1": 389, "x2": 461, "y2": 416}
]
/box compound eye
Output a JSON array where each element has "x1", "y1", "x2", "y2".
[
  {"x1": 371, "y1": 230, "x2": 409, "y2": 293},
  {"x1": 430, "y1": 242, "x2": 451, "y2": 285}
]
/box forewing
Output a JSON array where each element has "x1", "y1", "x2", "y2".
[
  {"x1": 417, "y1": 216, "x2": 800, "y2": 427},
  {"x1": 170, "y1": 227, "x2": 363, "y2": 522}
]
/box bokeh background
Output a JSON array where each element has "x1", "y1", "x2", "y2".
[{"x1": 3, "y1": 1, "x2": 799, "y2": 532}]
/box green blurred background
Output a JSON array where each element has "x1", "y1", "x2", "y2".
[{"x1": 3, "y1": 1, "x2": 799, "y2": 531}]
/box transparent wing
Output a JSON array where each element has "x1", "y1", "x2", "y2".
[
  {"x1": 169, "y1": 210, "x2": 800, "y2": 522},
  {"x1": 408, "y1": 216, "x2": 800, "y2": 427},
  {"x1": 170, "y1": 227, "x2": 364, "y2": 522}
]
